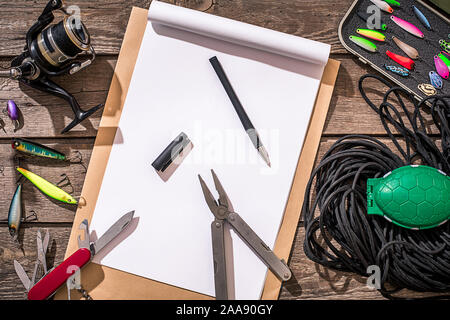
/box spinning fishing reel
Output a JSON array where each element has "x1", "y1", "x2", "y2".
[{"x1": 0, "y1": 0, "x2": 103, "y2": 133}]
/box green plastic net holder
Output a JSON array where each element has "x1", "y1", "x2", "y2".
[{"x1": 367, "y1": 165, "x2": 450, "y2": 230}]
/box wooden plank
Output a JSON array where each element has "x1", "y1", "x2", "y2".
[
  {"x1": 2, "y1": 136, "x2": 444, "y2": 300},
  {"x1": 0, "y1": 55, "x2": 439, "y2": 137},
  {"x1": 0, "y1": 0, "x2": 354, "y2": 57},
  {"x1": 0, "y1": 226, "x2": 71, "y2": 300},
  {"x1": 279, "y1": 136, "x2": 445, "y2": 300},
  {"x1": 0, "y1": 139, "x2": 93, "y2": 224},
  {"x1": 0, "y1": 56, "x2": 115, "y2": 137}
]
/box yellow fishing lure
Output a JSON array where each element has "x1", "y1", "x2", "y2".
[{"x1": 17, "y1": 168, "x2": 77, "y2": 204}]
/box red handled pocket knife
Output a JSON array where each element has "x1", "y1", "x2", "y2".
[{"x1": 14, "y1": 210, "x2": 134, "y2": 300}]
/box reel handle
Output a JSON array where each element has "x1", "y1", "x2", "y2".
[{"x1": 21, "y1": 76, "x2": 103, "y2": 133}]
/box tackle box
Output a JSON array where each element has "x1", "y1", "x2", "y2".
[{"x1": 338, "y1": 0, "x2": 450, "y2": 100}]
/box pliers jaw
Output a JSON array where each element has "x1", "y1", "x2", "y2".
[{"x1": 198, "y1": 169, "x2": 234, "y2": 220}]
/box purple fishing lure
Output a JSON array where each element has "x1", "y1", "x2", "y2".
[{"x1": 6, "y1": 100, "x2": 19, "y2": 121}]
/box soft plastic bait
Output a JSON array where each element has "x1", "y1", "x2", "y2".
[
  {"x1": 412, "y1": 5, "x2": 432, "y2": 30},
  {"x1": 8, "y1": 184, "x2": 22, "y2": 241},
  {"x1": 391, "y1": 15, "x2": 424, "y2": 38},
  {"x1": 356, "y1": 10, "x2": 387, "y2": 30},
  {"x1": 434, "y1": 55, "x2": 449, "y2": 79},
  {"x1": 429, "y1": 71, "x2": 443, "y2": 89},
  {"x1": 17, "y1": 168, "x2": 77, "y2": 204},
  {"x1": 370, "y1": 0, "x2": 394, "y2": 13},
  {"x1": 392, "y1": 36, "x2": 419, "y2": 59},
  {"x1": 12, "y1": 138, "x2": 67, "y2": 161},
  {"x1": 367, "y1": 165, "x2": 450, "y2": 230},
  {"x1": 384, "y1": 64, "x2": 409, "y2": 77},
  {"x1": 356, "y1": 28, "x2": 386, "y2": 41},
  {"x1": 386, "y1": 50, "x2": 415, "y2": 70},
  {"x1": 349, "y1": 35, "x2": 377, "y2": 52}
]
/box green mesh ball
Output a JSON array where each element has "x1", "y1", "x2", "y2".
[{"x1": 367, "y1": 165, "x2": 450, "y2": 230}]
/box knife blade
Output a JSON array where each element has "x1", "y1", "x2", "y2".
[
  {"x1": 14, "y1": 260, "x2": 31, "y2": 291},
  {"x1": 91, "y1": 210, "x2": 134, "y2": 255},
  {"x1": 27, "y1": 211, "x2": 135, "y2": 300},
  {"x1": 31, "y1": 230, "x2": 50, "y2": 286},
  {"x1": 36, "y1": 230, "x2": 47, "y2": 274}
]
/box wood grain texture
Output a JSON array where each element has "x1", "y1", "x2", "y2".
[
  {"x1": 0, "y1": 0, "x2": 445, "y2": 301},
  {"x1": 0, "y1": 56, "x2": 439, "y2": 137},
  {"x1": 0, "y1": 226, "x2": 71, "y2": 300},
  {"x1": 0, "y1": 57, "x2": 114, "y2": 137},
  {"x1": 0, "y1": 0, "x2": 352, "y2": 56},
  {"x1": 3, "y1": 137, "x2": 443, "y2": 300},
  {"x1": 0, "y1": 139, "x2": 93, "y2": 224}
]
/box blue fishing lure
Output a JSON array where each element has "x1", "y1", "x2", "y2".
[
  {"x1": 384, "y1": 64, "x2": 410, "y2": 77},
  {"x1": 8, "y1": 184, "x2": 22, "y2": 241},
  {"x1": 412, "y1": 5, "x2": 432, "y2": 31},
  {"x1": 429, "y1": 71, "x2": 443, "y2": 89}
]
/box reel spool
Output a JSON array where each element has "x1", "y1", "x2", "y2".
[{"x1": 0, "y1": 0, "x2": 103, "y2": 133}]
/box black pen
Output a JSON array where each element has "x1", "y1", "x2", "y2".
[{"x1": 209, "y1": 56, "x2": 271, "y2": 167}]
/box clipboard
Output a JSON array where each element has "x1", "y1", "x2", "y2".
[{"x1": 54, "y1": 6, "x2": 340, "y2": 300}]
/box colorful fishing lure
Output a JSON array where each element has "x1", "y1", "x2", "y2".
[
  {"x1": 391, "y1": 16, "x2": 424, "y2": 38},
  {"x1": 8, "y1": 184, "x2": 22, "y2": 241},
  {"x1": 412, "y1": 5, "x2": 432, "y2": 30},
  {"x1": 384, "y1": 64, "x2": 410, "y2": 77},
  {"x1": 17, "y1": 168, "x2": 77, "y2": 204},
  {"x1": 439, "y1": 39, "x2": 450, "y2": 53},
  {"x1": 392, "y1": 36, "x2": 419, "y2": 59},
  {"x1": 386, "y1": 50, "x2": 415, "y2": 70},
  {"x1": 12, "y1": 138, "x2": 67, "y2": 161},
  {"x1": 383, "y1": 0, "x2": 400, "y2": 7},
  {"x1": 429, "y1": 71, "x2": 443, "y2": 89},
  {"x1": 418, "y1": 83, "x2": 437, "y2": 96},
  {"x1": 370, "y1": 0, "x2": 394, "y2": 13},
  {"x1": 356, "y1": 10, "x2": 387, "y2": 31},
  {"x1": 356, "y1": 29, "x2": 386, "y2": 41},
  {"x1": 349, "y1": 35, "x2": 377, "y2": 52},
  {"x1": 434, "y1": 55, "x2": 449, "y2": 79},
  {"x1": 5, "y1": 100, "x2": 19, "y2": 121},
  {"x1": 438, "y1": 53, "x2": 450, "y2": 70}
]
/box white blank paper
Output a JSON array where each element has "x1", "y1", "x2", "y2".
[{"x1": 90, "y1": 1, "x2": 330, "y2": 299}]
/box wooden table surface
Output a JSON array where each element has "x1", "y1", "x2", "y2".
[{"x1": 0, "y1": 0, "x2": 438, "y2": 300}]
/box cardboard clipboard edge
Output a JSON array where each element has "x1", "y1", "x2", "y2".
[
  {"x1": 55, "y1": 6, "x2": 340, "y2": 300},
  {"x1": 261, "y1": 59, "x2": 340, "y2": 299}
]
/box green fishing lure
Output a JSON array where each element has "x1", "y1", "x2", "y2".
[
  {"x1": 12, "y1": 138, "x2": 66, "y2": 160},
  {"x1": 438, "y1": 53, "x2": 450, "y2": 69},
  {"x1": 17, "y1": 168, "x2": 77, "y2": 204},
  {"x1": 349, "y1": 35, "x2": 377, "y2": 52},
  {"x1": 383, "y1": 0, "x2": 400, "y2": 7},
  {"x1": 367, "y1": 165, "x2": 450, "y2": 230},
  {"x1": 356, "y1": 29, "x2": 386, "y2": 42}
]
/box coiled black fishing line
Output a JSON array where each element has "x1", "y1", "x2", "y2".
[{"x1": 302, "y1": 74, "x2": 450, "y2": 299}]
